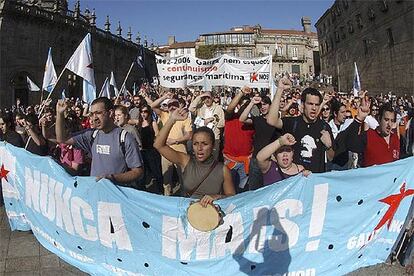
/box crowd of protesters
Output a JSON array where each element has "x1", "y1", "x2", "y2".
[{"x1": 0, "y1": 76, "x2": 413, "y2": 200}]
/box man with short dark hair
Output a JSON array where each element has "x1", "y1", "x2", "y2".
[
  {"x1": 347, "y1": 101, "x2": 400, "y2": 167},
  {"x1": 128, "y1": 95, "x2": 143, "y2": 126},
  {"x1": 239, "y1": 95, "x2": 281, "y2": 190},
  {"x1": 267, "y1": 78, "x2": 334, "y2": 173},
  {"x1": 55, "y1": 97, "x2": 143, "y2": 187}
]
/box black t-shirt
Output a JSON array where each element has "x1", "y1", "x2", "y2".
[
  {"x1": 252, "y1": 115, "x2": 281, "y2": 157},
  {"x1": 282, "y1": 116, "x2": 333, "y2": 173},
  {"x1": 25, "y1": 133, "x2": 49, "y2": 156},
  {"x1": 0, "y1": 131, "x2": 24, "y2": 148},
  {"x1": 140, "y1": 125, "x2": 155, "y2": 150}
]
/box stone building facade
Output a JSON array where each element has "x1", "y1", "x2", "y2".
[
  {"x1": 156, "y1": 36, "x2": 196, "y2": 58},
  {"x1": 0, "y1": 0, "x2": 157, "y2": 108},
  {"x1": 195, "y1": 17, "x2": 320, "y2": 77},
  {"x1": 316, "y1": 0, "x2": 414, "y2": 95}
]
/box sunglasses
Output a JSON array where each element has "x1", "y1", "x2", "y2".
[
  {"x1": 322, "y1": 108, "x2": 330, "y2": 111},
  {"x1": 167, "y1": 102, "x2": 179, "y2": 108},
  {"x1": 141, "y1": 110, "x2": 149, "y2": 113}
]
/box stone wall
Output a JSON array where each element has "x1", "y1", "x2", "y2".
[
  {"x1": 0, "y1": 0, "x2": 157, "y2": 107},
  {"x1": 316, "y1": 0, "x2": 414, "y2": 95}
]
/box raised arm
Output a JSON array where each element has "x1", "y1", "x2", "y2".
[
  {"x1": 21, "y1": 120, "x2": 46, "y2": 147},
  {"x1": 188, "y1": 94, "x2": 203, "y2": 113},
  {"x1": 55, "y1": 99, "x2": 75, "y2": 145},
  {"x1": 227, "y1": 86, "x2": 251, "y2": 114},
  {"x1": 153, "y1": 108, "x2": 190, "y2": 168},
  {"x1": 150, "y1": 91, "x2": 173, "y2": 115},
  {"x1": 267, "y1": 78, "x2": 291, "y2": 129},
  {"x1": 239, "y1": 96, "x2": 261, "y2": 124},
  {"x1": 344, "y1": 91, "x2": 371, "y2": 153},
  {"x1": 140, "y1": 87, "x2": 154, "y2": 106},
  {"x1": 316, "y1": 92, "x2": 332, "y2": 117},
  {"x1": 256, "y1": 133, "x2": 296, "y2": 174}
]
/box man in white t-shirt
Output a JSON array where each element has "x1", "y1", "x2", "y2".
[{"x1": 189, "y1": 91, "x2": 225, "y2": 160}]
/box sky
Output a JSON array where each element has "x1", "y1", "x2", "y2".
[{"x1": 68, "y1": 0, "x2": 334, "y2": 45}]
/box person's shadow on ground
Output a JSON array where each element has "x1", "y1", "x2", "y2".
[{"x1": 233, "y1": 207, "x2": 291, "y2": 275}]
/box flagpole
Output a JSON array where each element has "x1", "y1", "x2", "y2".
[
  {"x1": 25, "y1": 69, "x2": 67, "y2": 150},
  {"x1": 40, "y1": 90, "x2": 44, "y2": 106},
  {"x1": 36, "y1": 68, "x2": 67, "y2": 118},
  {"x1": 98, "y1": 77, "x2": 108, "y2": 98},
  {"x1": 116, "y1": 61, "x2": 135, "y2": 102}
]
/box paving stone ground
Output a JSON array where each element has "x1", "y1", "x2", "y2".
[
  {"x1": 0, "y1": 204, "x2": 412, "y2": 275},
  {"x1": 0, "y1": 204, "x2": 87, "y2": 276}
]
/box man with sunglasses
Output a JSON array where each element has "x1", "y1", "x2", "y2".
[
  {"x1": 151, "y1": 92, "x2": 192, "y2": 195},
  {"x1": 364, "y1": 105, "x2": 379, "y2": 130},
  {"x1": 55, "y1": 97, "x2": 144, "y2": 187}
]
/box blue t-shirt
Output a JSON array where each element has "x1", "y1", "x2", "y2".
[{"x1": 72, "y1": 127, "x2": 143, "y2": 177}]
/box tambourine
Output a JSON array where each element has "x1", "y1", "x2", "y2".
[{"x1": 187, "y1": 201, "x2": 224, "y2": 232}]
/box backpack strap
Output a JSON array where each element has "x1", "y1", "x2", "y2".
[
  {"x1": 119, "y1": 129, "x2": 127, "y2": 156},
  {"x1": 91, "y1": 128, "x2": 127, "y2": 156},
  {"x1": 90, "y1": 129, "x2": 99, "y2": 146}
]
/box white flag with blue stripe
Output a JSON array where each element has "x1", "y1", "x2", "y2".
[
  {"x1": 98, "y1": 77, "x2": 111, "y2": 99},
  {"x1": 64, "y1": 33, "x2": 96, "y2": 104},
  {"x1": 110, "y1": 71, "x2": 119, "y2": 96},
  {"x1": 42, "y1": 47, "x2": 57, "y2": 93},
  {"x1": 26, "y1": 76, "x2": 40, "y2": 92}
]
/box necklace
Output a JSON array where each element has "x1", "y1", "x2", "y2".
[{"x1": 280, "y1": 163, "x2": 293, "y2": 174}]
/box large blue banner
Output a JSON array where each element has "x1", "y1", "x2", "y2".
[{"x1": 1, "y1": 142, "x2": 414, "y2": 275}]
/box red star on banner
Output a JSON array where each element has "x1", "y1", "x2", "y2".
[
  {"x1": 0, "y1": 164, "x2": 10, "y2": 182},
  {"x1": 374, "y1": 182, "x2": 414, "y2": 231},
  {"x1": 250, "y1": 72, "x2": 258, "y2": 82}
]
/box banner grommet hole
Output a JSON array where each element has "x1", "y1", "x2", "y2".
[
  {"x1": 250, "y1": 265, "x2": 256, "y2": 270},
  {"x1": 180, "y1": 262, "x2": 188, "y2": 265},
  {"x1": 336, "y1": 196, "x2": 342, "y2": 202},
  {"x1": 328, "y1": 244, "x2": 334, "y2": 250},
  {"x1": 56, "y1": 231, "x2": 59, "y2": 235},
  {"x1": 9, "y1": 203, "x2": 12, "y2": 206},
  {"x1": 358, "y1": 199, "x2": 363, "y2": 205},
  {"x1": 117, "y1": 258, "x2": 122, "y2": 262},
  {"x1": 144, "y1": 263, "x2": 149, "y2": 267},
  {"x1": 77, "y1": 246, "x2": 82, "y2": 250},
  {"x1": 358, "y1": 254, "x2": 362, "y2": 259},
  {"x1": 74, "y1": 181, "x2": 78, "y2": 188},
  {"x1": 142, "y1": 222, "x2": 150, "y2": 229},
  {"x1": 377, "y1": 210, "x2": 381, "y2": 215}
]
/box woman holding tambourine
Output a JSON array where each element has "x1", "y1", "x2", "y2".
[{"x1": 154, "y1": 107, "x2": 235, "y2": 206}]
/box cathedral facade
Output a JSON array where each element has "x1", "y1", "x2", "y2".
[
  {"x1": 0, "y1": 0, "x2": 157, "y2": 107},
  {"x1": 316, "y1": 0, "x2": 413, "y2": 95}
]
